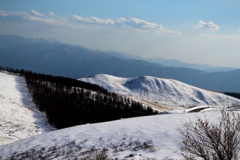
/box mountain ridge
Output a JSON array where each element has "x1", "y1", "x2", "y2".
[
  {"x1": 79, "y1": 74, "x2": 240, "y2": 107},
  {"x1": 1, "y1": 35, "x2": 240, "y2": 92},
  {"x1": 146, "y1": 57, "x2": 236, "y2": 73},
  {"x1": 0, "y1": 35, "x2": 236, "y2": 73}
]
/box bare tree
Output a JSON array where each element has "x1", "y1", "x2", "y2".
[{"x1": 179, "y1": 110, "x2": 240, "y2": 160}]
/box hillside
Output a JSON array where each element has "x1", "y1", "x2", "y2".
[
  {"x1": 0, "y1": 72, "x2": 55, "y2": 146},
  {"x1": 79, "y1": 74, "x2": 240, "y2": 108},
  {"x1": 0, "y1": 68, "x2": 158, "y2": 130},
  {"x1": 0, "y1": 71, "x2": 240, "y2": 159},
  {"x1": 1, "y1": 108, "x2": 239, "y2": 159}
]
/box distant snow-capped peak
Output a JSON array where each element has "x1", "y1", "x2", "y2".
[{"x1": 28, "y1": 36, "x2": 59, "y2": 43}]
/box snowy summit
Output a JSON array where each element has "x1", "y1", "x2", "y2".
[{"x1": 79, "y1": 74, "x2": 240, "y2": 108}]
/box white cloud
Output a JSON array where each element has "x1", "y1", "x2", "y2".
[
  {"x1": 0, "y1": 9, "x2": 181, "y2": 36},
  {"x1": 70, "y1": 15, "x2": 115, "y2": 25},
  {"x1": 116, "y1": 17, "x2": 126, "y2": 23},
  {"x1": 0, "y1": 10, "x2": 83, "y2": 30},
  {"x1": 27, "y1": 16, "x2": 61, "y2": 25},
  {"x1": 48, "y1": 11, "x2": 54, "y2": 16},
  {"x1": 0, "y1": 9, "x2": 5, "y2": 13},
  {"x1": 119, "y1": 17, "x2": 164, "y2": 29},
  {"x1": 29, "y1": 10, "x2": 44, "y2": 17},
  {"x1": 118, "y1": 17, "x2": 181, "y2": 36},
  {"x1": 201, "y1": 34, "x2": 240, "y2": 41},
  {"x1": 19, "y1": 12, "x2": 59, "y2": 25},
  {"x1": 70, "y1": 15, "x2": 182, "y2": 36},
  {"x1": 0, "y1": 9, "x2": 8, "y2": 17},
  {"x1": 194, "y1": 20, "x2": 219, "y2": 31}
]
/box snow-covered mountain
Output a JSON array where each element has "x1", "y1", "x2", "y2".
[
  {"x1": 79, "y1": 74, "x2": 240, "y2": 108},
  {"x1": 0, "y1": 72, "x2": 55, "y2": 146},
  {"x1": 27, "y1": 36, "x2": 60, "y2": 44}
]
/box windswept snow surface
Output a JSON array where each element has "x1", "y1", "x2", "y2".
[
  {"x1": 0, "y1": 72, "x2": 55, "y2": 146},
  {"x1": 79, "y1": 74, "x2": 240, "y2": 108},
  {"x1": 1, "y1": 110, "x2": 239, "y2": 159}
]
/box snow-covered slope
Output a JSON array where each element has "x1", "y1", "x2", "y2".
[
  {"x1": 79, "y1": 74, "x2": 240, "y2": 108},
  {"x1": 0, "y1": 72, "x2": 240, "y2": 159},
  {"x1": 0, "y1": 109, "x2": 239, "y2": 160},
  {"x1": 0, "y1": 72, "x2": 55, "y2": 146}
]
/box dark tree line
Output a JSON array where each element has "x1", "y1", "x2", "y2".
[
  {"x1": 0, "y1": 67, "x2": 159, "y2": 129},
  {"x1": 223, "y1": 92, "x2": 240, "y2": 100}
]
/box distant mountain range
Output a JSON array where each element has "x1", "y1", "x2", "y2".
[
  {"x1": 0, "y1": 35, "x2": 60, "y2": 48},
  {"x1": 146, "y1": 58, "x2": 236, "y2": 73},
  {"x1": 0, "y1": 35, "x2": 237, "y2": 73},
  {"x1": 100, "y1": 50, "x2": 237, "y2": 73},
  {"x1": 1, "y1": 35, "x2": 240, "y2": 92},
  {"x1": 27, "y1": 36, "x2": 60, "y2": 44},
  {"x1": 0, "y1": 42, "x2": 164, "y2": 77},
  {"x1": 0, "y1": 35, "x2": 30, "y2": 48}
]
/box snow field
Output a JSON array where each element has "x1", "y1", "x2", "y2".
[
  {"x1": 0, "y1": 110, "x2": 234, "y2": 159},
  {"x1": 0, "y1": 72, "x2": 55, "y2": 146}
]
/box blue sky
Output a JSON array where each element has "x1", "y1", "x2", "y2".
[{"x1": 1, "y1": 0, "x2": 240, "y2": 68}]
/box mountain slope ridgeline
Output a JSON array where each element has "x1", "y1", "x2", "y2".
[{"x1": 79, "y1": 74, "x2": 240, "y2": 107}]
